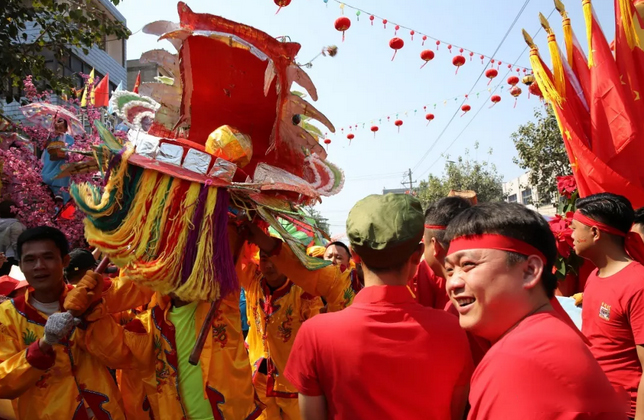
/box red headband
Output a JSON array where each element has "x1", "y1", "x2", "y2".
[
  {"x1": 447, "y1": 234, "x2": 547, "y2": 264},
  {"x1": 424, "y1": 224, "x2": 446, "y2": 230},
  {"x1": 572, "y1": 211, "x2": 626, "y2": 237}
]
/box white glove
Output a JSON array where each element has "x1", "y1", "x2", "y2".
[{"x1": 43, "y1": 312, "x2": 79, "y2": 345}]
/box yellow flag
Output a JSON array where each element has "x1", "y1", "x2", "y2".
[{"x1": 80, "y1": 68, "x2": 95, "y2": 107}]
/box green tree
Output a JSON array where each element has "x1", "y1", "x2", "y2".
[
  {"x1": 1, "y1": 0, "x2": 130, "y2": 102},
  {"x1": 302, "y1": 205, "x2": 330, "y2": 234},
  {"x1": 511, "y1": 106, "x2": 571, "y2": 206},
  {"x1": 417, "y1": 145, "x2": 505, "y2": 206}
]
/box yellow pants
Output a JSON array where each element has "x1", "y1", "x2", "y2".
[{"x1": 254, "y1": 373, "x2": 300, "y2": 420}]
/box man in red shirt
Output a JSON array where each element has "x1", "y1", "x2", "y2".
[
  {"x1": 285, "y1": 193, "x2": 473, "y2": 420},
  {"x1": 412, "y1": 196, "x2": 471, "y2": 309},
  {"x1": 572, "y1": 193, "x2": 644, "y2": 419},
  {"x1": 445, "y1": 202, "x2": 625, "y2": 419}
]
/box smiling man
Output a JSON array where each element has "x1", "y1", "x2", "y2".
[{"x1": 445, "y1": 202, "x2": 626, "y2": 419}]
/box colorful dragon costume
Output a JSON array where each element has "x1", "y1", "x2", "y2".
[{"x1": 71, "y1": 2, "x2": 344, "y2": 303}]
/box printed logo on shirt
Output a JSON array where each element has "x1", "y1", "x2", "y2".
[{"x1": 599, "y1": 302, "x2": 611, "y2": 321}]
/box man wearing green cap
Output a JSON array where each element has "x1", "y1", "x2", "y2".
[{"x1": 284, "y1": 194, "x2": 473, "y2": 420}]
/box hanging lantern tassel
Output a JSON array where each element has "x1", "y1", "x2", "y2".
[
  {"x1": 371, "y1": 125, "x2": 379, "y2": 138},
  {"x1": 389, "y1": 37, "x2": 404, "y2": 61},
  {"x1": 510, "y1": 86, "x2": 522, "y2": 108},
  {"x1": 335, "y1": 17, "x2": 351, "y2": 42},
  {"x1": 324, "y1": 138, "x2": 331, "y2": 150},
  {"x1": 347, "y1": 133, "x2": 354, "y2": 144},
  {"x1": 420, "y1": 49, "x2": 435, "y2": 69},
  {"x1": 485, "y1": 68, "x2": 498, "y2": 85},
  {"x1": 425, "y1": 113, "x2": 435, "y2": 125},
  {"x1": 274, "y1": 0, "x2": 291, "y2": 14},
  {"x1": 452, "y1": 55, "x2": 466, "y2": 74},
  {"x1": 489, "y1": 95, "x2": 501, "y2": 108},
  {"x1": 395, "y1": 119, "x2": 403, "y2": 133},
  {"x1": 461, "y1": 104, "x2": 471, "y2": 116}
]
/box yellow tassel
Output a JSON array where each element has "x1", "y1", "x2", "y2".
[
  {"x1": 562, "y1": 18, "x2": 574, "y2": 66},
  {"x1": 547, "y1": 34, "x2": 567, "y2": 98},
  {"x1": 529, "y1": 48, "x2": 563, "y2": 108},
  {"x1": 619, "y1": 0, "x2": 640, "y2": 50},
  {"x1": 145, "y1": 177, "x2": 182, "y2": 257},
  {"x1": 133, "y1": 174, "x2": 173, "y2": 260},
  {"x1": 582, "y1": 0, "x2": 594, "y2": 67},
  {"x1": 174, "y1": 187, "x2": 220, "y2": 301}
]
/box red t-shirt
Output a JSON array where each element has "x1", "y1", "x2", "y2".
[
  {"x1": 409, "y1": 260, "x2": 450, "y2": 309},
  {"x1": 582, "y1": 262, "x2": 644, "y2": 417},
  {"x1": 469, "y1": 311, "x2": 625, "y2": 419},
  {"x1": 284, "y1": 285, "x2": 473, "y2": 420}
]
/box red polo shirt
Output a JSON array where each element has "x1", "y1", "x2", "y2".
[
  {"x1": 284, "y1": 285, "x2": 473, "y2": 420},
  {"x1": 582, "y1": 262, "x2": 644, "y2": 418},
  {"x1": 409, "y1": 260, "x2": 450, "y2": 309},
  {"x1": 469, "y1": 311, "x2": 625, "y2": 419}
]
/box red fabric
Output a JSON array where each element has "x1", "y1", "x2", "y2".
[
  {"x1": 573, "y1": 211, "x2": 627, "y2": 237},
  {"x1": 133, "y1": 72, "x2": 141, "y2": 94},
  {"x1": 549, "y1": 295, "x2": 590, "y2": 346},
  {"x1": 445, "y1": 302, "x2": 491, "y2": 367},
  {"x1": 409, "y1": 260, "x2": 449, "y2": 310},
  {"x1": 424, "y1": 224, "x2": 446, "y2": 230},
  {"x1": 284, "y1": 285, "x2": 473, "y2": 419},
  {"x1": 615, "y1": 1, "x2": 644, "y2": 122},
  {"x1": 582, "y1": 262, "x2": 644, "y2": 417},
  {"x1": 93, "y1": 74, "x2": 109, "y2": 107},
  {"x1": 468, "y1": 312, "x2": 626, "y2": 419},
  {"x1": 25, "y1": 340, "x2": 55, "y2": 370},
  {"x1": 0, "y1": 276, "x2": 20, "y2": 296},
  {"x1": 447, "y1": 234, "x2": 547, "y2": 264},
  {"x1": 573, "y1": 211, "x2": 644, "y2": 264}
]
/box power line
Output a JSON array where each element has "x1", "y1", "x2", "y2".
[
  {"x1": 415, "y1": 8, "x2": 556, "y2": 180},
  {"x1": 411, "y1": 0, "x2": 534, "y2": 175}
]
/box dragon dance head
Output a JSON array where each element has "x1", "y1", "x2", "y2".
[{"x1": 71, "y1": 3, "x2": 341, "y2": 302}]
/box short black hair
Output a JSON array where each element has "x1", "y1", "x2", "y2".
[
  {"x1": 17, "y1": 226, "x2": 70, "y2": 260},
  {"x1": 424, "y1": 197, "x2": 472, "y2": 246},
  {"x1": 633, "y1": 207, "x2": 644, "y2": 226},
  {"x1": 65, "y1": 248, "x2": 97, "y2": 278},
  {"x1": 575, "y1": 193, "x2": 634, "y2": 235},
  {"x1": 326, "y1": 241, "x2": 351, "y2": 257},
  {"x1": 0, "y1": 201, "x2": 18, "y2": 219},
  {"x1": 446, "y1": 202, "x2": 558, "y2": 298}
]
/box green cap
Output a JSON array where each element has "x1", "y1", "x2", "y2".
[{"x1": 346, "y1": 193, "x2": 424, "y2": 269}]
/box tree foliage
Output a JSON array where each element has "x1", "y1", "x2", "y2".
[
  {"x1": 302, "y1": 205, "x2": 330, "y2": 234},
  {"x1": 417, "y1": 144, "x2": 505, "y2": 206},
  {"x1": 511, "y1": 106, "x2": 571, "y2": 206},
  {"x1": 1, "y1": 0, "x2": 130, "y2": 102}
]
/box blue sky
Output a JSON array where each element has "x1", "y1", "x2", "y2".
[{"x1": 117, "y1": 0, "x2": 615, "y2": 235}]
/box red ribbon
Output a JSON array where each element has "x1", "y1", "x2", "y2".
[
  {"x1": 573, "y1": 211, "x2": 644, "y2": 264},
  {"x1": 424, "y1": 224, "x2": 446, "y2": 230},
  {"x1": 447, "y1": 234, "x2": 547, "y2": 264}
]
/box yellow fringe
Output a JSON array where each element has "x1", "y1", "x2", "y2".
[
  {"x1": 619, "y1": 0, "x2": 640, "y2": 50},
  {"x1": 174, "y1": 186, "x2": 220, "y2": 302},
  {"x1": 133, "y1": 174, "x2": 173, "y2": 260},
  {"x1": 145, "y1": 177, "x2": 182, "y2": 258},
  {"x1": 582, "y1": 0, "x2": 594, "y2": 67},
  {"x1": 563, "y1": 18, "x2": 574, "y2": 66},
  {"x1": 74, "y1": 146, "x2": 134, "y2": 218},
  {"x1": 529, "y1": 48, "x2": 563, "y2": 108},
  {"x1": 547, "y1": 34, "x2": 567, "y2": 99}
]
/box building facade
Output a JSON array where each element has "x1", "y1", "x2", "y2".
[
  {"x1": 503, "y1": 172, "x2": 556, "y2": 216},
  {"x1": 126, "y1": 59, "x2": 172, "y2": 91}
]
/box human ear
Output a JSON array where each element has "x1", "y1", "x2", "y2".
[{"x1": 522, "y1": 255, "x2": 544, "y2": 291}]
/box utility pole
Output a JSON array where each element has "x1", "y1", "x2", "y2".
[{"x1": 401, "y1": 168, "x2": 416, "y2": 194}]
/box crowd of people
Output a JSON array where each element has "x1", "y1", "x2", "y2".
[{"x1": 0, "y1": 191, "x2": 642, "y2": 419}]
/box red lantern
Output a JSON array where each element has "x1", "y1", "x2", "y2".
[
  {"x1": 480, "y1": 54, "x2": 485, "y2": 64},
  {"x1": 347, "y1": 133, "x2": 355, "y2": 143},
  {"x1": 452, "y1": 55, "x2": 466, "y2": 74},
  {"x1": 370, "y1": 15, "x2": 375, "y2": 25},
  {"x1": 469, "y1": 51, "x2": 474, "y2": 61},
  {"x1": 422, "y1": 35, "x2": 427, "y2": 45},
  {"x1": 394, "y1": 119, "x2": 403, "y2": 133},
  {"x1": 498, "y1": 61, "x2": 503, "y2": 68},
  {"x1": 490, "y1": 95, "x2": 501, "y2": 107},
  {"x1": 529, "y1": 82, "x2": 543, "y2": 99},
  {"x1": 371, "y1": 125, "x2": 379, "y2": 138},
  {"x1": 410, "y1": 30, "x2": 415, "y2": 40},
  {"x1": 485, "y1": 68, "x2": 498, "y2": 85},
  {"x1": 461, "y1": 104, "x2": 471, "y2": 116},
  {"x1": 436, "y1": 40, "x2": 441, "y2": 50},
  {"x1": 395, "y1": 25, "x2": 400, "y2": 35},
  {"x1": 508, "y1": 64, "x2": 512, "y2": 69},
  {"x1": 507, "y1": 76, "x2": 520, "y2": 86},
  {"x1": 383, "y1": 19, "x2": 388, "y2": 29},
  {"x1": 335, "y1": 17, "x2": 351, "y2": 42},
  {"x1": 389, "y1": 37, "x2": 404, "y2": 61},
  {"x1": 324, "y1": 138, "x2": 331, "y2": 150},
  {"x1": 510, "y1": 86, "x2": 522, "y2": 108},
  {"x1": 274, "y1": 0, "x2": 291, "y2": 13},
  {"x1": 425, "y1": 113, "x2": 435, "y2": 125},
  {"x1": 420, "y1": 49, "x2": 435, "y2": 69},
  {"x1": 448, "y1": 44, "x2": 453, "y2": 54}
]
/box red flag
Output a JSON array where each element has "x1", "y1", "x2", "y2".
[
  {"x1": 133, "y1": 71, "x2": 141, "y2": 94},
  {"x1": 615, "y1": 0, "x2": 644, "y2": 120},
  {"x1": 93, "y1": 73, "x2": 110, "y2": 107}
]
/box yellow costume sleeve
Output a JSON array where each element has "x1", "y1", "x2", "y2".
[
  {"x1": 0, "y1": 324, "x2": 49, "y2": 399},
  {"x1": 270, "y1": 244, "x2": 352, "y2": 310},
  {"x1": 300, "y1": 296, "x2": 324, "y2": 321},
  {"x1": 235, "y1": 245, "x2": 259, "y2": 290},
  {"x1": 102, "y1": 276, "x2": 155, "y2": 314},
  {"x1": 79, "y1": 304, "x2": 154, "y2": 371}
]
